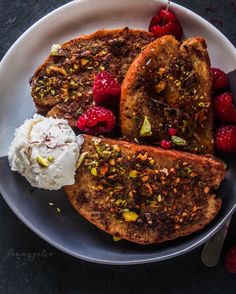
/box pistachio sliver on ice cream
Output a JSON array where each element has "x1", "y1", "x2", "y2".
[{"x1": 8, "y1": 114, "x2": 84, "y2": 190}]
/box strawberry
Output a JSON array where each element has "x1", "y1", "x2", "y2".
[
  {"x1": 215, "y1": 125, "x2": 236, "y2": 153},
  {"x1": 210, "y1": 68, "x2": 229, "y2": 93},
  {"x1": 214, "y1": 92, "x2": 236, "y2": 123},
  {"x1": 224, "y1": 245, "x2": 236, "y2": 273},
  {"x1": 149, "y1": 9, "x2": 183, "y2": 40}
]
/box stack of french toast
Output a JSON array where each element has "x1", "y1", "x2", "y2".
[{"x1": 30, "y1": 24, "x2": 225, "y2": 244}]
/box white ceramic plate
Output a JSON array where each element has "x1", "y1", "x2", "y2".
[{"x1": 0, "y1": 0, "x2": 236, "y2": 264}]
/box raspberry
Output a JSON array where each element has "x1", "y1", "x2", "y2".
[
  {"x1": 77, "y1": 106, "x2": 116, "y2": 135},
  {"x1": 160, "y1": 139, "x2": 172, "y2": 149},
  {"x1": 93, "y1": 71, "x2": 120, "y2": 106},
  {"x1": 214, "y1": 92, "x2": 236, "y2": 123},
  {"x1": 224, "y1": 245, "x2": 236, "y2": 273},
  {"x1": 149, "y1": 9, "x2": 183, "y2": 40},
  {"x1": 211, "y1": 68, "x2": 229, "y2": 93},
  {"x1": 168, "y1": 127, "x2": 177, "y2": 136},
  {"x1": 215, "y1": 125, "x2": 236, "y2": 153}
]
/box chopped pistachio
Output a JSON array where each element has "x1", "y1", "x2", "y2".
[
  {"x1": 101, "y1": 150, "x2": 112, "y2": 159},
  {"x1": 56, "y1": 207, "x2": 61, "y2": 213},
  {"x1": 182, "y1": 120, "x2": 189, "y2": 133},
  {"x1": 140, "y1": 116, "x2": 152, "y2": 137},
  {"x1": 36, "y1": 156, "x2": 49, "y2": 168},
  {"x1": 95, "y1": 143, "x2": 112, "y2": 159},
  {"x1": 148, "y1": 200, "x2": 158, "y2": 208},
  {"x1": 184, "y1": 167, "x2": 192, "y2": 174},
  {"x1": 70, "y1": 80, "x2": 78, "y2": 87},
  {"x1": 115, "y1": 199, "x2": 127, "y2": 207},
  {"x1": 50, "y1": 44, "x2": 61, "y2": 56},
  {"x1": 149, "y1": 159, "x2": 155, "y2": 165},
  {"x1": 171, "y1": 136, "x2": 187, "y2": 146},
  {"x1": 47, "y1": 65, "x2": 67, "y2": 76},
  {"x1": 76, "y1": 152, "x2": 88, "y2": 169},
  {"x1": 129, "y1": 170, "x2": 138, "y2": 178},
  {"x1": 157, "y1": 195, "x2": 162, "y2": 202},
  {"x1": 76, "y1": 108, "x2": 83, "y2": 116},
  {"x1": 47, "y1": 156, "x2": 54, "y2": 163},
  {"x1": 113, "y1": 236, "x2": 122, "y2": 242},
  {"x1": 122, "y1": 211, "x2": 139, "y2": 222},
  {"x1": 115, "y1": 199, "x2": 123, "y2": 206},
  {"x1": 91, "y1": 167, "x2": 98, "y2": 176},
  {"x1": 198, "y1": 102, "x2": 210, "y2": 107}
]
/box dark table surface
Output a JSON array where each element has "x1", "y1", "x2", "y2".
[{"x1": 1, "y1": 0, "x2": 236, "y2": 293}]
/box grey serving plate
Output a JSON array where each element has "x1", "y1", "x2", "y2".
[{"x1": 0, "y1": 0, "x2": 236, "y2": 264}]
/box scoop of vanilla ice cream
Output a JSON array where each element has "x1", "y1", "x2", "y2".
[{"x1": 8, "y1": 114, "x2": 83, "y2": 190}]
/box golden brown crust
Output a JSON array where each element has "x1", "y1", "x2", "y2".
[
  {"x1": 120, "y1": 35, "x2": 213, "y2": 154},
  {"x1": 64, "y1": 135, "x2": 225, "y2": 245},
  {"x1": 31, "y1": 28, "x2": 154, "y2": 122}
]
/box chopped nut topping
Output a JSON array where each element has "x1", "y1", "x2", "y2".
[
  {"x1": 36, "y1": 156, "x2": 49, "y2": 168},
  {"x1": 47, "y1": 65, "x2": 67, "y2": 76},
  {"x1": 113, "y1": 236, "x2": 121, "y2": 242},
  {"x1": 140, "y1": 116, "x2": 152, "y2": 137},
  {"x1": 91, "y1": 167, "x2": 98, "y2": 176},
  {"x1": 100, "y1": 164, "x2": 109, "y2": 175},
  {"x1": 155, "y1": 80, "x2": 166, "y2": 93},
  {"x1": 129, "y1": 170, "x2": 138, "y2": 178},
  {"x1": 137, "y1": 152, "x2": 148, "y2": 161},
  {"x1": 141, "y1": 175, "x2": 149, "y2": 182},
  {"x1": 80, "y1": 58, "x2": 89, "y2": 66},
  {"x1": 204, "y1": 186, "x2": 210, "y2": 193},
  {"x1": 122, "y1": 211, "x2": 139, "y2": 222}
]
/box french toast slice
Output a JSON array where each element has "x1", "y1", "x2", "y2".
[
  {"x1": 31, "y1": 28, "x2": 154, "y2": 127},
  {"x1": 120, "y1": 35, "x2": 213, "y2": 154},
  {"x1": 64, "y1": 135, "x2": 225, "y2": 245}
]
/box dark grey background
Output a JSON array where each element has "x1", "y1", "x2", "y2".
[{"x1": 1, "y1": 0, "x2": 236, "y2": 293}]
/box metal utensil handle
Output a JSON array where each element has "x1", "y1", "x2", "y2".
[{"x1": 201, "y1": 219, "x2": 231, "y2": 267}]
